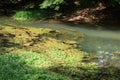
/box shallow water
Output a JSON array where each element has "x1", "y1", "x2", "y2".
[
  {"x1": 0, "y1": 17, "x2": 120, "y2": 67},
  {"x1": 0, "y1": 17, "x2": 120, "y2": 52}
]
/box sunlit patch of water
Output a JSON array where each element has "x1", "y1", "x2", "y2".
[{"x1": 97, "y1": 51, "x2": 113, "y2": 66}]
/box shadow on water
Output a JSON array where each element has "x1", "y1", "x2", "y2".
[
  {"x1": 61, "y1": 21, "x2": 120, "y2": 31},
  {"x1": 49, "y1": 65, "x2": 120, "y2": 80}
]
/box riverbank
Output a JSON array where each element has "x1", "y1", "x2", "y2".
[
  {"x1": 58, "y1": 6, "x2": 120, "y2": 26},
  {"x1": 34, "y1": 6, "x2": 120, "y2": 30}
]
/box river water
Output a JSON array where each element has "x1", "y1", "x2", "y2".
[{"x1": 0, "y1": 17, "x2": 120, "y2": 67}]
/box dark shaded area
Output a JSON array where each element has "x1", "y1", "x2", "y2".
[
  {"x1": 97, "y1": 8, "x2": 120, "y2": 25},
  {"x1": 0, "y1": 33, "x2": 19, "y2": 47},
  {"x1": 49, "y1": 65, "x2": 120, "y2": 80},
  {"x1": 59, "y1": 7, "x2": 120, "y2": 31},
  {"x1": 0, "y1": 0, "x2": 43, "y2": 16}
]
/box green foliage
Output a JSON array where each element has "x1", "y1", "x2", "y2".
[
  {"x1": 47, "y1": 49, "x2": 83, "y2": 65},
  {"x1": 0, "y1": 53, "x2": 71, "y2": 80},
  {"x1": 13, "y1": 9, "x2": 55, "y2": 21},
  {"x1": 0, "y1": 51, "x2": 120, "y2": 80},
  {"x1": 40, "y1": 0, "x2": 65, "y2": 10}
]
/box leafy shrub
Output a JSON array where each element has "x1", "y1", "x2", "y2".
[
  {"x1": 13, "y1": 9, "x2": 55, "y2": 21},
  {"x1": 40, "y1": 0, "x2": 65, "y2": 10}
]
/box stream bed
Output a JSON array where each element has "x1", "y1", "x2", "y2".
[{"x1": 0, "y1": 17, "x2": 120, "y2": 67}]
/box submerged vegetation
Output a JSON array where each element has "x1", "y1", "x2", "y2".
[{"x1": 0, "y1": 25, "x2": 120, "y2": 80}]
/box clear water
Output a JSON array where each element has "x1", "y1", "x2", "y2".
[{"x1": 0, "y1": 17, "x2": 120, "y2": 67}]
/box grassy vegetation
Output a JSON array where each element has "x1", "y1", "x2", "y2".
[
  {"x1": 13, "y1": 9, "x2": 55, "y2": 21},
  {"x1": 1, "y1": 51, "x2": 120, "y2": 80},
  {"x1": 0, "y1": 25, "x2": 120, "y2": 80},
  {"x1": 0, "y1": 53, "x2": 72, "y2": 80}
]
